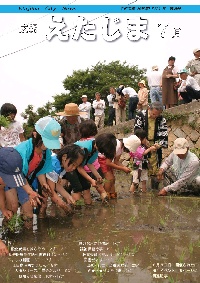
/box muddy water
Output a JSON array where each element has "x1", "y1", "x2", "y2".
[{"x1": 0, "y1": 173, "x2": 199, "y2": 283}]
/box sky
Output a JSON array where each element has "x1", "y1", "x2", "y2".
[{"x1": 0, "y1": 0, "x2": 199, "y2": 122}]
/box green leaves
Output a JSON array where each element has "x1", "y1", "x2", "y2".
[{"x1": 0, "y1": 115, "x2": 11, "y2": 128}]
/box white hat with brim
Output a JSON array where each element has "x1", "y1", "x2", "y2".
[
  {"x1": 123, "y1": 135, "x2": 141, "y2": 152},
  {"x1": 193, "y1": 48, "x2": 200, "y2": 54},
  {"x1": 173, "y1": 138, "x2": 189, "y2": 155}
]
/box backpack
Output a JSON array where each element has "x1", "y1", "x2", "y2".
[{"x1": 118, "y1": 96, "x2": 126, "y2": 108}]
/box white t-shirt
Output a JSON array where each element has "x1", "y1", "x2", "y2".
[
  {"x1": 78, "y1": 101, "x2": 91, "y2": 119},
  {"x1": 115, "y1": 139, "x2": 123, "y2": 157},
  {"x1": 147, "y1": 70, "x2": 162, "y2": 87},
  {"x1": 0, "y1": 121, "x2": 24, "y2": 147},
  {"x1": 92, "y1": 99, "x2": 105, "y2": 116},
  {"x1": 178, "y1": 75, "x2": 200, "y2": 92},
  {"x1": 122, "y1": 87, "x2": 138, "y2": 97}
]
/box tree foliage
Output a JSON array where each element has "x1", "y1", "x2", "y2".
[
  {"x1": 21, "y1": 61, "x2": 146, "y2": 132},
  {"x1": 53, "y1": 60, "x2": 146, "y2": 111},
  {"x1": 21, "y1": 102, "x2": 55, "y2": 138}
]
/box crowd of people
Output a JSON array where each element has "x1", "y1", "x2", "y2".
[
  {"x1": 77, "y1": 49, "x2": 200, "y2": 128},
  {"x1": 0, "y1": 49, "x2": 200, "y2": 256}
]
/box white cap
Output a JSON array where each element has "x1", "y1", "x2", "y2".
[
  {"x1": 173, "y1": 138, "x2": 189, "y2": 155},
  {"x1": 193, "y1": 48, "x2": 200, "y2": 54},
  {"x1": 81, "y1": 95, "x2": 87, "y2": 98}
]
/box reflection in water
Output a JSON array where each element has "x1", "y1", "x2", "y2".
[{"x1": 0, "y1": 190, "x2": 199, "y2": 282}]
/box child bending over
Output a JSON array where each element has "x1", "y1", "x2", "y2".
[
  {"x1": 46, "y1": 144, "x2": 86, "y2": 212},
  {"x1": 97, "y1": 134, "x2": 131, "y2": 199}
]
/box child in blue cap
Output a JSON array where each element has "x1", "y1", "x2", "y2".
[
  {"x1": 0, "y1": 147, "x2": 41, "y2": 255},
  {"x1": 4, "y1": 116, "x2": 61, "y2": 226}
]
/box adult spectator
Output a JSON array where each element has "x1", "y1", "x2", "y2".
[
  {"x1": 113, "y1": 85, "x2": 127, "y2": 124},
  {"x1": 147, "y1": 65, "x2": 162, "y2": 103},
  {"x1": 158, "y1": 138, "x2": 200, "y2": 196},
  {"x1": 78, "y1": 95, "x2": 91, "y2": 120},
  {"x1": 92, "y1": 92, "x2": 105, "y2": 129},
  {"x1": 107, "y1": 87, "x2": 116, "y2": 126},
  {"x1": 177, "y1": 69, "x2": 200, "y2": 103},
  {"x1": 185, "y1": 48, "x2": 200, "y2": 87},
  {"x1": 122, "y1": 86, "x2": 138, "y2": 120},
  {"x1": 162, "y1": 56, "x2": 179, "y2": 109},
  {"x1": 56, "y1": 103, "x2": 81, "y2": 145},
  {"x1": 137, "y1": 80, "x2": 149, "y2": 111},
  {"x1": 134, "y1": 101, "x2": 168, "y2": 187}
]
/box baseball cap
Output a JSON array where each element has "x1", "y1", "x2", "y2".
[
  {"x1": 178, "y1": 69, "x2": 188, "y2": 74},
  {"x1": 123, "y1": 135, "x2": 141, "y2": 152},
  {"x1": 35, "y1": 116, "x2": 61, "y2": 149},
  {"x1": 81, "y1": 95, "x2": 87, "y2": 98},
  {"x1": 0, "y1": 147, "x2": 26, "y2": 187},
  {"x1": 193, "y1": 48, "x2": 200, "y2": 54},
  {"x1": 173, "y1": 138, "x2": 189, "y2": 155}
]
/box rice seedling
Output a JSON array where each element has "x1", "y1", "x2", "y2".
[{"x1": 47, "y1": 227, "x2": 56, "y2": 240}]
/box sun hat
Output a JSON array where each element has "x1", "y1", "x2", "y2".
[
  {"x1": 35, "y1": 116, "x2": 61, "y2": 149},
  {"x1": 56, "y1": 103, "x2": 80, "y2": 117},
  {"x1": 152, "y1": 65, "x2": 158, "y2": 71},
  {"x1": 173, "y1": 138, "x2": 189, "y2": 155},
  {"x1": 81, "y1": 95, "x2": 87, "y2": 98},
  {"x1": 0, "y1": 147, "x2": 26, "y2": 187},
  {"x1": 178, "y1": 69, "x2": 188, "y2": 74},
  {"x1": 193, "y1": 48, "x2": 200, "y2": 54},
  {"x1": 123, "y1": 135, "x2": 141, "y2": 152},
  {"x1": 138, "y1": 80, "x2": 146, "y2": 87}
]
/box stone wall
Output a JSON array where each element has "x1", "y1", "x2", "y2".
[{"x1": 162, "y1": 100, "x2": 200, "y2": 158}]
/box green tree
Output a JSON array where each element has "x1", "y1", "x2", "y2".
[
  {"x1": 21, "y1": 102, "x2": 55, "y2": 138},
  {"x1": 53, "y1": 60, "x2": 146, "y2": 112}
]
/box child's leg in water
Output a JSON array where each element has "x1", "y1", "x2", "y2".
[
  {"x1": 103, "y1": 171, "x2": 116, "y2": 198},
  {"x1": 129, "y1": 170, "x2": 139, "y2": 193},
  {"x1": 95, "y1": 183, "x2": 109, "y2": 202},
  {"x1": 82, "y1": 189, "x2": 92, "y2": 205},
  {"x1": 141, "y1": 180, "x2": 147, "y2": 192}
]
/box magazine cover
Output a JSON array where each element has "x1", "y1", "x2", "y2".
[{"x1": 0, "y1": 1, "x2": 199, "y2": 282}]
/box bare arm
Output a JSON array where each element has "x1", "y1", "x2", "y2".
[
  {"x1": 77, "y1": 166, "x2": 97, "y2": 187},
  {"x1": 106, "y1": 158, "x2": 131, "y2": 173},
  {"x1": 87, "y1": 163, "x2": 102, "y2": 181},
  {"x1": 19, "y1": 133, "x2": 25, "y2": 142},
  {"x1": 0, "y1": 185, "x2": 13, "y2": 219}
]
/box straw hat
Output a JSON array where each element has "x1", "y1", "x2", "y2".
[
  {"x1": 56, "y1": 103, "x2": 80, "y2": 116},
  {"x1": 138, "y1": 80, "x2": 146, "y2": 87}
]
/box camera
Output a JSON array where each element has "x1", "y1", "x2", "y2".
[
  {"x1": 112, "y1": 94, "x2": 116, "y2": 102},
  {"x1": 116, "y1": 85, "x2": 125, "y2": 96}
]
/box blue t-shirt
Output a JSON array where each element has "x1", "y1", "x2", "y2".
[
  {"x1": 74, "y1": 139, "x2": 98, "y2": 166},
  {"x1": 51, "y1": 154, "x2": 62, "y2": 175}
]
